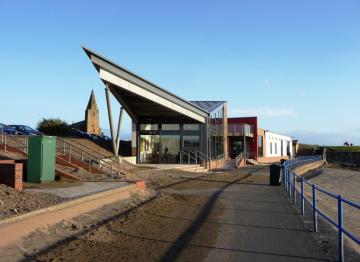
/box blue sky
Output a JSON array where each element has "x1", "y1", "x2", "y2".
[{"x1": 1, "y1": 0, "x2": 360, "y2": 145}]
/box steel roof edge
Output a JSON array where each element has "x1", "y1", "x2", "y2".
[
  {"x1": 82, "y1": 46, "x2": 210, "y2": 117},
  {"x1": 190, "y1": 101, "x2": 227, "y2": 113}
]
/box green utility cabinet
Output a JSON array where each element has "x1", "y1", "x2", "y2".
[{"x1": 27, "y1": 136, "x2": 56, "y2": 182}]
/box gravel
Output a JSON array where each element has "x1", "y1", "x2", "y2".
[{"x1": 0, "y1": 184, "x2": 65, "y2": 220}]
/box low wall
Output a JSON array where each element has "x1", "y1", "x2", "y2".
[
  {"x1": 204, "y1": 158, "x2": 227, "y2": 170},
  {"x1": 0, "y1": 162, "x2": 23, "y2": 190},
  {"x1": 326, "y1": 152, "x2": 360, "y2": 166},
  {"x1": 236, "y1": 158, "x2": 246, "y2": 168},
  {"x1": 258, "y1": 156, "x2": 289, "y2": 164},
  {"x1": 0, "y1": 159, "x2": 26, "y2": 182},
  {"x1": 292, "y1": 160, "x2": 325, "y2": 176},
  {"x1": 121, "y1": 156, "x2": 136, "y2": 165}
]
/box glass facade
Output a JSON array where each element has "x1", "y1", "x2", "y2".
[
  {"x1": 258, "y1": 135, "x2": 264, "y2": 157},
  {"x1": 138, "y1": 123, "x2": 200, "y2": 164},
  {"x1": 183, "y1": 124, "x2": 200, "y2": 131},
  {"x1": 208, "y1": 106, "x2": 225, "y2": 159},
  {"x1": 137, "y1": 103, "x2": 226, "y2": 163},
  {"x1": 139, "y1": 135, "x2": 160, "y2": 163}
]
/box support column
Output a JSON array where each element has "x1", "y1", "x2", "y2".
[
  {"x1": 105, "y1": 84, "x2": 117, "y2": 156},
  {"x1": 115, "y1": 107, "x2": 124, "y2": 156}
]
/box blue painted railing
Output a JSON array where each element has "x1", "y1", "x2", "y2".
[{"x1": 282, "y1": 155, "x2": 360, "y2": 262}]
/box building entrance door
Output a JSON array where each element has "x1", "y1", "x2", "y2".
[{"x1": 233, "y1": 140, "x2": 243, "y2": 157}]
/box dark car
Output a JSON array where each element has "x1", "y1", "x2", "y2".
[
  {"x1": 0, "y1": 123, "x2": 18, "y2": 135},
  {"x1": 72, "y1": 128, "x2": 91, "y2": 138},
  {"x1": 8, "y1": 125, "x2": 43, "y2": 136}
]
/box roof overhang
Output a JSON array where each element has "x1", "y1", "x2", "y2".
[{"x1": 83, "y1": 47, "x2": 209, "y2": 124}]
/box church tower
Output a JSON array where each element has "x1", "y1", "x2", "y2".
[{"x1": 85, "y1": 90, "x2": 101, "y2": 135}]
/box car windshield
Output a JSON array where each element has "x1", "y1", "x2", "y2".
[
  {"x1": 0, "y1": 123, "x2": 5, "y2": 129},
  {"x1": 23, "y1": 126, "x2": 34, "y2": 131}
]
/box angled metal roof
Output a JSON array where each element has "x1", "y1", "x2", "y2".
[
  {"x1": 82, "y1": 47, "x2": 209, "y2": 121},
  {"x1": 190, "y1": 101, "x2": 226, "y2": 113}
]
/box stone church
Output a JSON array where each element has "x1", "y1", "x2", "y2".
[{"x1": 85, "y1": 90, "x2": 101, "y2": 135}]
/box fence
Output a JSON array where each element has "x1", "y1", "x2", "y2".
[{"x1": 283, "y1": 155, "x2": 360, "y2": 262}]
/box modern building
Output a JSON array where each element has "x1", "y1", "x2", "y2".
[
  {"x1": 228, "y1": 117, "x2": 258, "y2": 159},
  {"x1": 83, "y1": 47, "x2": 228, "y2": 166},
  {"x1": 261, "y1": 130, "x2": 293, "y2": 162},
  {"x1": 227, "y1": 117, "x2": 293, "y2": 163}
]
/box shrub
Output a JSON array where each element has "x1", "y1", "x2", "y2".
[{"x1": 37, "y1": 118, "x2": 72, "y2": 136}]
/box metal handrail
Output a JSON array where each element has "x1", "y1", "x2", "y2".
[
  {"x1": 235, "y1": 151, "x2": 244, "y2": 167},
  {"x1": 56, "y1": 137, "x2": 119, "y2": 176},
  {"x1": 180, "y1": 150, "x2": 201, "y2": 172},
  {"x1": 0, "y1": 131, "x2": 29, "y2": 154},
  {"x1": 0, "y1": 131, "x2": 120, "y2": 176},
  {"x1": 282, "y1": 155, "x2": 359, "y2": 262}
]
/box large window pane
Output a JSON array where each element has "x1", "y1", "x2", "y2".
[
  {"x1": 183, "y1": 124, "x2": 199, "y2": 131},
  {"x1": 140, "y1": 124, "x2": 158, "y2": 131},
  {"x1": 183, "y1": 136, "x2": 200, "y2": 148},
  {"x1": 160, "y1": 135, "x2": 180, "y2": 163},
  {"x1": 161, "y1": 124, "x2": 180, "y2": 131},
  {"x1": 139, "y1": 135, "x2": 160, "y2": 163}
]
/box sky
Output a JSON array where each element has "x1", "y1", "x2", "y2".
[{"x1": 1, "y1": 0, "x2": 360, "y2": 145}]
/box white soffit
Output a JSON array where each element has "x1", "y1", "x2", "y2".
[{"x1": 99, "y1": 69, "x2": 206, "y2": 123}]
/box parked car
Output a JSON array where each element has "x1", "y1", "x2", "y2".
[
  {"x1": 8, "y1": 125, "x2": 43, "y2": 136},
  {"x1": 72, "y1": 128, "x2": 91, "y2": 138},
  {"x1": 0, "y1": 123, "x2": 18, "y2": 135}
]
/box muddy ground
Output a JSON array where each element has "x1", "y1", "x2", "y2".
[
  {"x1": 0, "y1": 184, "x2": 65, "y2": 220},
  {"x1": 7, "y1": 170, "x2": 256, "y2": 262}
]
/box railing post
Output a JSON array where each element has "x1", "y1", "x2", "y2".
[
  {"x1": 180, "y1": 152, "x2": 182, "y2": 164},
  {"x1": 338, "y1": 195, "x2": 344, "y2": 262},
  {"x1": 312, "y1": 184, "x2": 318, "y2": 232},
  {"x1": 293, "y1": 173, "x2": 296, "y2": 204},
  {"x1": 88, "y1": 156, "x2": 92, "y2": 173},
  {"x1": 289, "y1": 171, "x2": 292, "y2": 198},
  {"x1": 63, "y1": 141, "x2": 66, "y2": 155},
  {"x1": 4, "y1": 135, "x2": 7, "y2": 152},
  {"x1": 118, "y1": 158, "x2": 120, "y2": 177},
  {"x1": 285, "y1": 167, "x2": 289, "y2": 191},
  {"x1": 69, "y1": 145, "x2": 72, "y2": 163},
  {"x1": 26, "y1": 137, "x2": 28, "y2": 154},
  {"x1": 81, "y1": 145, "x2": 84, "y2": 161},
  {"x1": 301, "y1": 176, "x2": 305, "y2": 215}
]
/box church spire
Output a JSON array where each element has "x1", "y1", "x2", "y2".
[{"x1": 86, "y1": 90, "x2": 98, "y2": 110}]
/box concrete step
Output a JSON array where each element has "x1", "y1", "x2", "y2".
[{"x1": 180, "y1": 165, "x2": 208, "y2": 173}]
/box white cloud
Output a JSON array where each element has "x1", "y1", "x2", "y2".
[{"x1": 229, "y1": 107, "x2": 296, "y2": 117}]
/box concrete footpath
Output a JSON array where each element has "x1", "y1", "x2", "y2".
[
  {"x1": 161, "y1": 166, "x2": 331, "y2": 261},
  {"x1": 25, "y1": 181, "x2": 131, "y2": 198},
  {"x1": 203, "y1": 168, "x2": 328, "y2": 261}
]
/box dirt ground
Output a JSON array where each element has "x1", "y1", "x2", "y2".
[
  {"x1": 9, "y1": 170, "x2": 256, "y2": 262},
  {"x1": 0, "y1": 184, "x2": 65, "y2": 220},
  {"x1": 301, "y1": 164, "x2": 360, "y2": 253}
]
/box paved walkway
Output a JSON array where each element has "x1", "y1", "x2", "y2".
[
  {"x1": 162, "y1": 166, "x2": 330, "y2": 261},
  {"x1": 25, "y1": 181, "x2": 130, "y2": 198}
]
